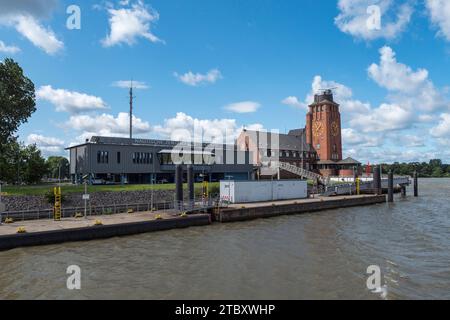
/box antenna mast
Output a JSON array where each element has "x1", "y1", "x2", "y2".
[{"x1": 129, "y1": 80, "x2": 134, "y2": 139}]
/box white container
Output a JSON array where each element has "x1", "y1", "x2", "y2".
[{"x1": 220, "y1": 180, "x2": 307, "y2": 204}]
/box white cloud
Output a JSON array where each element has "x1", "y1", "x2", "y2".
[
  {"x1": 290, "y1": 75, "x2": 371, "y2": 115},
  {"x1": 13, "y1": 15, "x2": 63, "y2": 55},
  {"x1": 426, "y1": 0, "x2": 450, "y2": 41},
  {"x1": 37, "y1": 85, "x2": 108, "y2": 114},
  {"x1": 281, "y1": 96, "x2": 304, "y2": 108},
  {"x1": 368, "y1": 46, "x2": 428, "y2": 93},
  {"x1": 224, "y1": 101, "x2": 261, "y2": 114},
  {"x1": 174, "y1": 69, "x2": 222, "y2": 87},
  {"x1": 342, "y1": 128, "x2": 382, "y2": 147},
  {"x1": 153, "y1": 112, "x2": 264, "y2": 143},
  {"x1": 27, "y1": 133, "x2": 65, "y2": 155},
  {"x1": 0, "y1": 0, "x2": 58, "y2": 19},
  {"x1": 350, "y1": 103, "x2": 413, "y2": 133},
  {"x1": 430, "y1": 113, "x2": 450, "y2": 145},
  {"x1": 102, "y1": 0, "x2": 163, "y2": 47},
  {"x1": 112, "y1": 80, "x2": 149, "y2": 89},
  {"x1": 0, "y1": 1, "x2": 63, "y2": 55},
  {"x1": 335, "y1": 0, "x2": 414, "y2": 41},
  {"x1": 401, "y1": 135, "x2": 425, "y2": 147},
  {"x1": 345, "y1": 147, "x2": 439, "y2": 164},
  {"x1": 67, "y1": 112, "x2": 151, "y2": 142},
  {"x1": 368, "y1": 46, "x2": 448, "y2": 112},
  {"x1": 0, "y1": 40, "x2": 20, "y2": 54}
]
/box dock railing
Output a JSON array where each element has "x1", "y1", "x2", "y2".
[
  {"x1": 0, "y1": 197, "x2": 221, "y2": 223},
  {"x1": 0, "y1": 201, "x2": 175, "y2": 223}
]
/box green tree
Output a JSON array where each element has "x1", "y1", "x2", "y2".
[
  {"x1": 0, "y1": 58, "x2": 36, "y2": 148},
  {"x1": 46, "y1": 156, "x2": 70, "y2": 179},
  {"x1": 0, "y1": 139, "x2": 22, "y2": 184},
  {"x1": 431, "y1": 167, "x2": 444, "y2": 178},
  {"x1": 20, "y1": 144, "x2": 49, "y2": 184}
]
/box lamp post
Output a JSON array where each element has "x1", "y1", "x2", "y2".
[
  {"x1": 58, "y1": 161, "x2": 62, "y2": 186},
  {"x1": 82, "y1": 174, "x2": 89, "y2": 219}
]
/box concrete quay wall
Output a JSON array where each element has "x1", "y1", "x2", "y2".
[
  {"x1": 215, "y1": 195, "x2": 387, "y2": 223},
  {"x1": 0, "y1": 214, "x2": 210, "y2": 252}
]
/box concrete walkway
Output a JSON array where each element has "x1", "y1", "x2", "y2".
[
  {"x1": 0, "y1": 211, "x2": 180, "y2": 236},
  {"x1": 228, "y1": 194, "x2": 378, "y2": 209}
]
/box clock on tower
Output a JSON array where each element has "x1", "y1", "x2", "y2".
[{"x1": 305, "y1": 90, "x2": 342, "y2": 162}]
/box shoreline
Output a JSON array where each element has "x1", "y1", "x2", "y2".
[{"x1": 0, "y1": 194, "x2": 387, "y2": 252}]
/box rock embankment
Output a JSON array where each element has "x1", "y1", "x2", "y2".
[{"x1": 2, "y1": 190, "x2": 178, "y2": 212}]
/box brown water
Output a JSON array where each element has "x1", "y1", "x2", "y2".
[{"x1": 0, "y1": 178, "x2": 449, "y2": 300}]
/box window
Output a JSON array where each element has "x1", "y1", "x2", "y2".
[
  {"x1": 97, "y1": 151, "x2": 109, "y2": 164},
  {"x1": 117, "y1": 152, "x2": 121, "y2": 164},
  {"x1": 133, "y1": 152, "x2": 152, "y2": 164}
]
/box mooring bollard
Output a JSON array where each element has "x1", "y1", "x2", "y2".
[
  {"x1": 373, "y1": 165, "x2": 382, "y2": 195},
  {"x1": 388, "y1": 170, "x2": 394, "y2": 203},
  {"x1": 175, "y1": 164, "x2": 184, "y2": 210},
  {"x1": 401, "y1": 185, "x2": 407, "y2": 198},
  {"x1": 187, "y1": 165, "x2": 195, "y2": 209},
  {"x1": 414, "y1": 171, "x2": 419, "y2": 197}
]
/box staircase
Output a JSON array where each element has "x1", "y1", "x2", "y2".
[{"x1": 265, "y1": 161, "x2": 330, "y2": 186}]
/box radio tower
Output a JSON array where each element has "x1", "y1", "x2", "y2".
[{"x1": 129, "y1": 80, "x2": 134, "y2": 139}]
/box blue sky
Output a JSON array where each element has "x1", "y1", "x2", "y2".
[{"x1": 1, "y1": 0, "x2": 450, "y2": 163}]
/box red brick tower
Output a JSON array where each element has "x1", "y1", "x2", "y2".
[{"x1": 305, "y1": 90, "x2": 342, "y2": 162}]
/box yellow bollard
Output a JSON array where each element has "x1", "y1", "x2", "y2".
[
  {"x1": 5, "y1": 217, "x2": 14, "y2": 224},
  {"x1": 94, "y1": 220, "x2": 103, "y2": 226},
  {"x1": 155, "y1": 214, "x2": 163, "y2": 220},
  {"x1": 17, "y1": 227, "x2": 26, "y2": 234}
]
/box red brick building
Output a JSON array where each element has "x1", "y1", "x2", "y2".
[{"x1": 237, "y1": 90, "x2": 361, "y2": 178}]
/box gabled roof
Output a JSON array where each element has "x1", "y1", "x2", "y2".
[
  {"x1": 288, "y1": 128, "x2": 305, "y2": 137},
  {"x1": 241, "y1": 129, "x2": 314, "y2": 152},
  {"x1": 338, "y1": 157, "x2": 361, "y2": 165}
]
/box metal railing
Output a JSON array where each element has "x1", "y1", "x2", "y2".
[
  {"x1": 0, "y1": 201, "x2": 176, "y2": 223},
  {"x1": 323, "y1": 177, "x2": 411, "y2": 196},
  {"x1": 0, "y1": 197, "x2": 223, "y2": 223},
  {"x1": 273, "y1": 161, "x2": 330, "y2": 185}
]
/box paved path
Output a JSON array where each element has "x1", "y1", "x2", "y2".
[
  {"x1": 0, "y1": 211, "x2": 180, "y2": 236},
  {"x1": 228, "y1": 194, "x2": 380, "y2": 209}
]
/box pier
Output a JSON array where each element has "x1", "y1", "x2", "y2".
[
  {"x1": 0, "y1": 212, "x2": 211, "y2": 252},
  {"x1": 0, "y1": 194, "x2": 390, "y2": 252},
  {"x1": 214, "y1": 195, "x2": 386, "y2": 223}
]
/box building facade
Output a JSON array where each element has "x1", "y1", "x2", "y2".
[
  {"x1": 237, "y1": 90, "x2": 361, "y2": 178},
  {"x1": 67, "y1": 136, "x2": 255, "y2": 184}
]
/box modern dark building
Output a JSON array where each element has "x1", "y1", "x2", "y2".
[{"x1": 66, "y1": 136, "x2": 255, "y2": 185}]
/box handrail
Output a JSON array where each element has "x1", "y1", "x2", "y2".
[{"x1": 271, "y1": 161, "x2": 330, "y2": 185}]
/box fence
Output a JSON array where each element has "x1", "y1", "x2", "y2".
[
  {"x1": 0, "y1": 197, "x2": 222, "y2": 223},
  {"x1": 0, "y1": 201, "x2": 177, "y2": 223},
  {"x1": 323, "y1": 177, "x2": 411, "y2": 196}
]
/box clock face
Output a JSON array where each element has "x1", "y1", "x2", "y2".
[
  {"x1": 313, "y1": 121, "x2": 323, "y2": 137},
  {"x1": 331, "y1": 122, "x2": 339, "y2": 137}
]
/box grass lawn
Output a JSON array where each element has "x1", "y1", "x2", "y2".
[{"x1": 2, "y1": 182, "x2": 220, "y2": 196}]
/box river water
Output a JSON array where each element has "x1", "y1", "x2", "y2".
[{"x1": 0, "y1": 178, "x2": 448, "y2": 300}]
